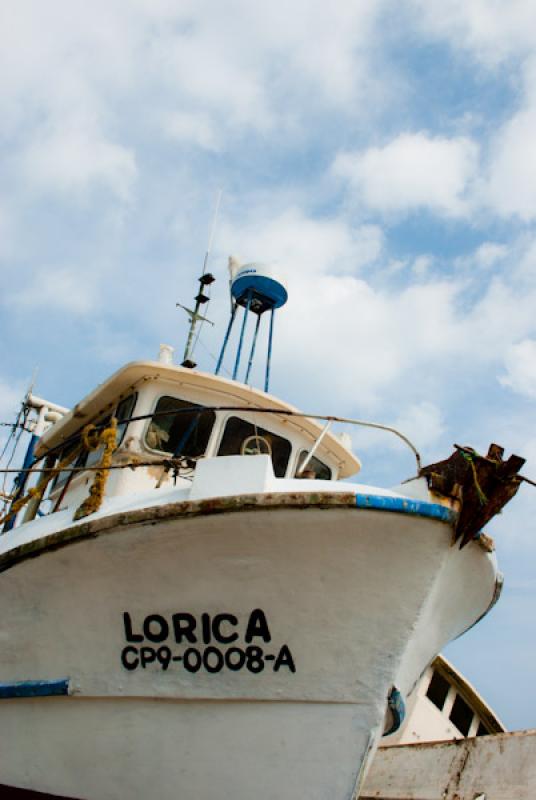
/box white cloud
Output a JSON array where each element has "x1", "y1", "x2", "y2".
[
  {"x1": 212, "y1": 209, "x2": 432, "y2": 409},
  {"x1": 349, "y1": 400, "x2": 445, "y2": 462},
  {"x1": 412, "y1": 255, "x2": 432, "y2": 278},
  {"x1": 500, "y1": 339, "x2": 536, "y2": 399},
  {"x1": 22, "y1": 118, "x2": 137, "y2": 200},
  {"x1": 485, "y1": 94, "x2": 536, "y2": 221},
  {"x1": 0, "y1": 200, "x2": 15, "y2": 260},
  {"x1": 7, "y1": 266, "x2": 99, "y2": 314},
  {"x1": 213, "y1": 208, "x2": 536, "y2": 425},
  {"x1": 174, "y1": 0, "x2": 386, "y2": 111},
  {"x1": 240, "y1": 1, "x2": 386, "y2": 106},
  {"x1": 0, "y1": 0, "x2": 390, "y2": 163},
  {"x1": 217, "y1": 208, "x2": 384, "y2": 278},
  {"x1": 155, "y1": 31, "x2": 273, "y2": 131},
  {"x1": 454, "y1": 241, "x2": 508, "y2": 273},
  {"x1": 515, "y1": 236, "x2": 536, "y2": 283},
  {"x1": 88, "y1": 324, "x2": 141, "y2": 365},
  {"x1": 0, "y1": 378, "x2": 25, "y2": 426},
  {"x1": 161, "y1": 111, "x2": 221, "y2": 151},
  {"x1": 404, "y1": 11, "x2": 536, "y2": 222},
  {"x1": 473, "y1": 242, "x2": 508, "y2": 269},
  {"x1": 333, "y1": 133, "x2": 479, "y2": 216},
  {"x1": 408, "y1": 0, "x2": 536, "y2": 66},
  {"x1": 392, "y1": 401, "x2": 445, "y2": 455},
  {"x1": 463, "y1": 276, "x2": 536, "y2": 363},
  {"x1": 275, "y1": 265, "x2": 464, "y2": 412}
]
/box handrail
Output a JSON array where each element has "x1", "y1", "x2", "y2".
[{"x1": 23, "y1": 405, "x2": 423, "y2": 472}]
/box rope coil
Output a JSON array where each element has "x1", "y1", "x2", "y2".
[
  {"x1": 0, "y1": 420, "x2": 118, "y2": 528},
  {"x1": 0, "y1": 441, "x2": 83, "y2": 528},
  {"x1": 73, "y1": 419, "x2": 118, "y2": 521}
]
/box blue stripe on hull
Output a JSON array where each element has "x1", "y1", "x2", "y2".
[
  {"x1": 355, "y1": 493, "x2": 455, "y2": 523},
  {"x1": 0, "y1": 679, "x2": 69, "y2": 699}
]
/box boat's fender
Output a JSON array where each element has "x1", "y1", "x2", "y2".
[{"x1": 383, "y1": 686, "x2": 406, "y2": 736}]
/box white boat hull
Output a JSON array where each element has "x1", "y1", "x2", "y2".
[{"x1": 0, "y1": 493, "x2": 498, "y2": 800}]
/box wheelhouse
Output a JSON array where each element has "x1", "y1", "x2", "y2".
[{"x1": 33, "y1": 361, "x2": 361, "y2": 516}]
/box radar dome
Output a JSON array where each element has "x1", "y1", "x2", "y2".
[{"x1": 231, "y1": 263, "x2": 288, "y2": 314}]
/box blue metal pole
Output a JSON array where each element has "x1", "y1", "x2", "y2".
[
  {"x1": 3, "y1": 432, "x2": 39, "y2": 533},
  {"x1": 264, "y1": 307, "x2": 275, "y2": 393},
  {"x1": 233, "y1": 291, "x2": 252, "y2": 381},
  {"x1": 215, "y1": 304, "x2": 237, "y2": 376},
  {"x1": 173, "y1": 412, "x2": 201, "y2": 457},
  {"x1": 244, "y1": 313, "x2": 262, "y2": 385}
]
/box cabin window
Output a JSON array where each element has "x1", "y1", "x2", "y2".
[
  {"x1": 145, "y1": 396, "x2": 215, "y2": 458},
  {"x1": 85, "y1": 420, "x2": 111, "y2": 468},
  {"x1": 51, "y1": 394, "x2": 139, "y2": 492},
  {"x1": 85, "y1": 394, "x2": 138, "y2": 469},
  {"x1": 425, "y1": 670, "x2": 450, "y2": 710},
  {"x1": 295, "y1": 450, "x2": 332, "y2": 480},
  {"x1": 51, "y1": 444, "x2": 85, "y2": 490},
  {"x1": 449, "y1": 693, "x2": 473, "y2": 736},
  {"x1": 116, "y1": 393, "x2": 137, "y2": 445},
  {"x1": 217, "y1": 416, "x2": 291, "y2": 478}
]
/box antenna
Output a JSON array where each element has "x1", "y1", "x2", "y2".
[
  {"x1": 177, "y1": 191, "x2": 222, "y2": 369},
  {"x1": 177, "y1": 275, "x2": 215, "y2": 369},
  {"x1": 202, "y1": 189, "x2": 222, "y2": 276},
  {"x1": 215, "y1": 262, "x2": 288, "y2": 392}
]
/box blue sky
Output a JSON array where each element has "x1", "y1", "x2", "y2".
[{"x1": 2, "y1": 0, "x2": 536, "y2": 728}]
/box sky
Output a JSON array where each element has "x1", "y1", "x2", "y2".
[{"x1": 1, "y1": 0, "x2": 536, "y2": 729}]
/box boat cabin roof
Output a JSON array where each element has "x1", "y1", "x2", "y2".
[{"x1": 35, "y1": 361, "x2": 361, "y2": 478}]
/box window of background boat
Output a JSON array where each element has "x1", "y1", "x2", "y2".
[
  {"x1": 145, "y1": 396, "x2": 215, "y2": 458},
  {"x1": 425, "y1": 670, "x2": 450, "y2": 710},
  {"x1": 449, "y1": 693, "x2": 474, "y2": 736},
  {"x1": 217, "y1": 416, "x2": 291, "y2": 478},
  {"x1": 295, "y1": 450, "x2": 332, "y2": 480}
]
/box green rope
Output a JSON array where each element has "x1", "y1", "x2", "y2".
[{"x1": 461, "y1": 451, "x2": 488, "y2": 506}]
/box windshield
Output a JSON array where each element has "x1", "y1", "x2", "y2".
[
  {"x1": 217, "y1": 416, "x2": 291, "y2": 477},
  {"x1": 145, "y1": 396, "x2": 215, "y2": 458}
]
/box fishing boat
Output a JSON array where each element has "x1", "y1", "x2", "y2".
[{"x1": 0, "y1": 261, "x2": 525, "y2": 800}]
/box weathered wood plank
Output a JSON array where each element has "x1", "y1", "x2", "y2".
[
  {"x1": 361, "y1": 729, "x2": 536, "y2": 800},
  {"x1": 419, "y1": 443, "x2": 525, "y2": 547}
]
